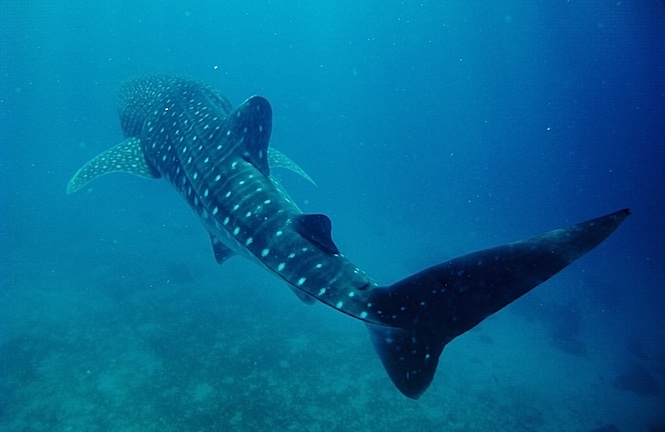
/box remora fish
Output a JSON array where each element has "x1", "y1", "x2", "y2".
[{"x1": 67, "y1": 75, "x2": 629, "y2": 399}]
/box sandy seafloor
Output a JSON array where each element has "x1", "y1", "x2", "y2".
[{"x1": 2, "y1": 205, "x2": 664, "y2": 431}]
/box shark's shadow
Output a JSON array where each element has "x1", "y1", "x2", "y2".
[{"x1": 613, "y1": 336, "x2": 665, "y2": 397}]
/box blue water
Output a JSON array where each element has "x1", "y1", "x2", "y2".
[{"x1": 2, "y1": 1, "x2": 664, "y2": 430}]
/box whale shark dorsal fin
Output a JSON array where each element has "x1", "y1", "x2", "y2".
[
  {"x1": 228, "y1": 96, "x2": 272, "y2": 178},
  {"x1": 268, "y1": 148, "x2": 317, "y2": 186},
  {"x1": 203, "y1": 82, "x2": 313, "y2": 186},
  {"x1": 294, "y1": 214, "x2": 339, "y2": 255},
  {"x1": 66, "y1": 137, "x2": 158, "y2": 194}
]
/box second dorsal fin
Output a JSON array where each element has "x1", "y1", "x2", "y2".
[{"x1": 294, "y1": 214, "x2": 339, "y2": 255}]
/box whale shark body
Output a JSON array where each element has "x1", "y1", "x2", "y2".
[{"x1": 68, "y1": 75, "x2": 629, "y2": 399}]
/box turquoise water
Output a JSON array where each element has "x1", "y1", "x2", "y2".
[{"x1": 2, "y1": 1, "x2": 664, "y2": 430}]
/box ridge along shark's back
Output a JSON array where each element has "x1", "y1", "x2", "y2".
[{"x1": 67, "y1": 75, "x2": 630, "y2": 399}]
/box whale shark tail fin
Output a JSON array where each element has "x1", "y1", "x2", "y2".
[{"x1": 368, "y1": 209, "x2": 630, "y2": 398}]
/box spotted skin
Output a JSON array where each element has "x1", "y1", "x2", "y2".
[
  {"x1": 68, "y1": 75, "x2": 630, "y2": 399},
  {"x1": 77, "y1": 76, "x2": 382, "y2": 323},
  {"x1": 66, "y1": 137, "x2": 158, "y2": 194}
]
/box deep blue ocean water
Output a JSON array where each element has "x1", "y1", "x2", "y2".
[{"x1": 1, "y1": 1, "x2": 664, "y2": 430}]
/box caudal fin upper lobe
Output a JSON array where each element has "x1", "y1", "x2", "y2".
[{"x1": 368, "y1": 209, "x2": 630, "y2": 398}]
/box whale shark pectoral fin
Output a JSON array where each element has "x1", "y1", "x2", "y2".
[
  {"x1": 268, "y1": 147, "x2": 317, "y2": 187},
  {"x1": 294, "y1": 214, "x2": 340, "y2": 255},
  {"x1": 66, "y1": 137, "x2": 159, "y2": 194},
  {"x1": 210, "y1": 235, "x2": 235, "y2": 264}
]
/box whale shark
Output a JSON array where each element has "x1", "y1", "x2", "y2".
[{"x1": 67, "y1": 75, "x2": 629, "y2": 399}]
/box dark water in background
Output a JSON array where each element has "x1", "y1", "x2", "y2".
[{"x1": 1, "y1": 1, "x2": 664, "y2": 431}]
